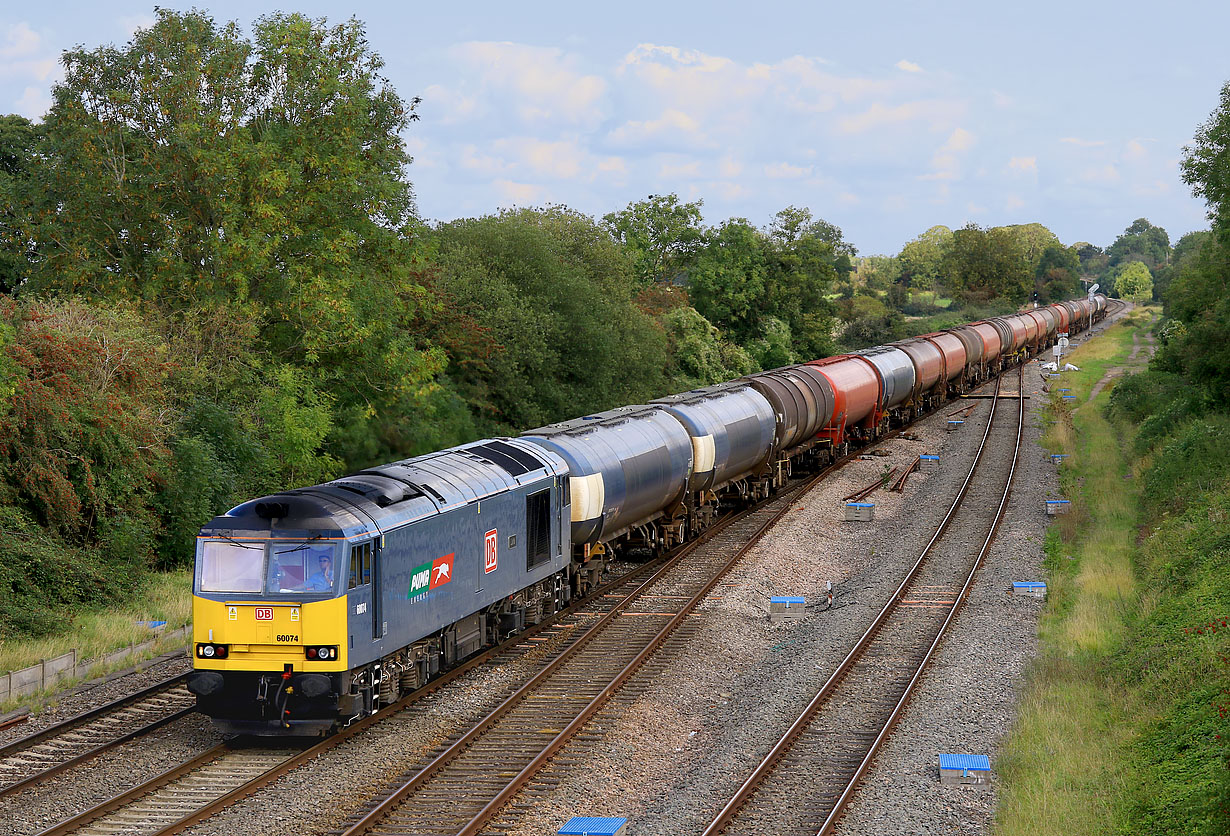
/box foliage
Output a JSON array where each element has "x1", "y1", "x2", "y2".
[
  {"x1": 1183, "y1": 80, "x2": 1230, "y2": 234},
  {"x1": 1115, "y1": 261, "x2": 1154, "y2": 301},
  {"x1": 940, "y1": 223, "x2": 1032, "y2": 304},
  {"x1": 603, "y1": 193, "x2": 705, "y2": 287},
  {"x1": 21, "y1": 9, "x2": 441, "y2": 446},
  {"x1": 897, "y1": 225, "x2": 951, "y2": 291},
  {"x1": 0, "y1": 114, "x2": 37, "y2": 294},
  {"x1": 429, "y1": 207, "x2": 671, "y2": 434},
  {"x1": 1107, "y1": 218, "x2": 1171, "y2": 271}
]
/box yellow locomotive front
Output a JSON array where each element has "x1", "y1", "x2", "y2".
[{"x1": 188, "y1": 534, "x2": 352, "y2": 735}]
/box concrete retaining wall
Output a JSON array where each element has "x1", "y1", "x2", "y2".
[{"x1": 0, "y1": 625, "x2": 190, "y2": 703}]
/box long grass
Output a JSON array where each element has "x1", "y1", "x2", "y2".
[
  {"x1": 0, "y1": 570, "x2": 192, "y2": 688},
  {"x1": 996, "y1": 313, "x2": 1153, "y2": 836}
]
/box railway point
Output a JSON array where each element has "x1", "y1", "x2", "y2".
[
  {"x1": 844, "y1": 501, "x2": 875, "y2": 522},
  {"x1": 938, "y1": 753, "x2": 992, "y2": 786},
  {"x1": 770, "y1": 596, "x2": 806, "y2": 623},
  {"x1": 1012, "y1": 581, "x2": 1047, "y2": 598},
  {"x1": 558, "y1": 816, "x2": 628, "y2": 836}
]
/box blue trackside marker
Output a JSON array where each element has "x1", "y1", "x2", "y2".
[{"x1": 558, "y1": 817, "x2": 628, "y2": 836}]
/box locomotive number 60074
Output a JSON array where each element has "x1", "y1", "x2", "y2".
[{"x1": 277, "y1": 634, "x2": 299, "y2": 642}]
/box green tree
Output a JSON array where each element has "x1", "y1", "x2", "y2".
[
  {"x1": 688, "y1": 218, "x2": 770, "y2": 341},
  {"x1": 1183, "y1": 80, "x2": 1230, "y2": 235},
  {"x1": 430, "y1": 207, "x2": 671, "y2": 434},
  {"x1": 1107, "y1": 218, "x2": 1171, "y2": 270},
  {"x1": 603, "y1": 193, "x2": 705, "y2": 286},
  {"x1": 897, "y1": 225, "x2": 952, "y2": 291},
  {"x1": 1115, "y1": 261, "x2": 1154, "y2": 301},
  {"x1": 23, "y1": 9, "x2": 440, "y2": 445},
  {"x1": 1002, "y1": 222, "x2": 1060, "y2": 275},
  {"x1": 0, "y1": 114, "x2": 37, "y2": 294},
  {"x1": 941, "y1": 223, "x2": 1031, "y2": 304},
  {"x1": 1035, "y1": 242, "x2": 1082, "y2": 302}
]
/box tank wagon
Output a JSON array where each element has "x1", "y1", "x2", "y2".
[{"x1": 188, "y1": 296, "x2": 1106, "y2": 734}]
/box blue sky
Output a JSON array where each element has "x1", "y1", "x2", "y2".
[{"x1": 2, "y1": 1, "x2": 1225, "y2": 255}]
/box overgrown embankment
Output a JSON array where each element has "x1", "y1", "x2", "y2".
[{"x1": 996, "y1": 308, "x2": 1230, "y2": 836}]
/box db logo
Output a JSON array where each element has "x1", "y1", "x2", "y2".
[
  {"x1": 254, "y1": 607, "x2": 274, "y2": 621},
  {"x1": 484, "y1": 529, "x2": 498, "y2": 574}
]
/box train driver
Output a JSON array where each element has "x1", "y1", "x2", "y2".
[{"x1": 305, "y1": 554, "x2": 335, "y2": 591}]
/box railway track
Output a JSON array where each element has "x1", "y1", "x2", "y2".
[
  {"x1": 331, "y1": 462, "x2": 838, "y2": 836},
  {"x1": 22, "y1": 597, "x2": 619, "y2": 836},
  {"x1": 701, "y1": 366, "x2": 1025, "y2": 836},
  {"x1": 0, "y1": 673, "x2": 195, "y2": 799}
]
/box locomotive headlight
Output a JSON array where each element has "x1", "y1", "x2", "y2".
[
  {"x1": 201, "y1": 644, "x2": 215, "y2": 657},
  {"x1": 319, "y1": 646, "x2": 332, "y2": 659}
]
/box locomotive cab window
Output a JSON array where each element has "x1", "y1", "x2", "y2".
[
  {"x1": 526, "y1": 489, "x2": 551, "y2": 570},
  {"x1": 268, "y1": 542, "x2": 338, "y2": 594},
  {"x1": 349, "y1": 541, "x2": 372, "y2": 589},
  {"x1": 199, "y1": 540, "x2": 264, "y2": 593}
]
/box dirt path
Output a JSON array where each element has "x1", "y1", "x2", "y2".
[{"x1": 1088, "y1": 307, "x2": 1156, "y2": 401}]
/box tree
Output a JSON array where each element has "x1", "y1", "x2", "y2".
[
  {"x1": 940, "y1": 223, "x2": 1031, "y2": 304},
  {"x1": 0, "y1": 114, "x2": 37, "y2": 294},
  {"x1": 1107, "y1": 218, "x2": 1171, "y2": 270},
  {"x1": 688, "y1": 218, "x2": 770, "y2": 341},
  {"x1": 603, "y1": 193, "x2": 705, "y2": 286},
  {"x1": 1002, "y1": 222, "x2": 1060, "y2": 275},
  {"x1": 430, "y1": 207, "x2": 671, "y2": 435},
  {"x1": 1183, "y1": 80, "x2": 1230, "y2": 234},
  {"x1": 1115, "y1": 261, "x2": 1154, "y2": 301},
  {"x1": 23, "y1": 9, "x2": 438, "y2": 437},
  {"x1": 1035, "y1": 243, "x2": 1082, "y2": 301},
  {"x1": 897, "y1": 225, "x2": 952, "y2": 291}
]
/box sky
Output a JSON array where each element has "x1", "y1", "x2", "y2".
[{"x1": 1, "y1": 1, "x2": 1226, "y2": 256}]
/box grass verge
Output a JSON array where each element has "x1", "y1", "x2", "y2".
[
  {"x1": 995, "y1": 311, "x2": 1149, "y2": 835},
  {"x1": 0, "y1": 569, "x2": 191, "y2": 711}
]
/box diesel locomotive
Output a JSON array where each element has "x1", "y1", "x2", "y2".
[{"x1": 188, "y1": 296, "x2": 1107, "y2": 734}]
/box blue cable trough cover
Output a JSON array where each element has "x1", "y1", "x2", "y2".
[
  {"x1": 939, "y1": 754, "x2": 991, "y2": 772},
  {"x1": 919, "y1": 454, "x2": 940, "y2": 460},
  {"x1": 558, "y1": 817, "x2": 627, "y2": 836},
  {"x1": 845, "y1": 502, "x2": 875, "y2": 508},
  {"x1": 1046, "y1": 499, "x2": 1071, "y2": 505},
  {"x1": 1012, "y1": 582, "x2": 1047, "y2": 589},
  {"x1": 770, "y1": 596, "x2": 805, "y2": 605}
]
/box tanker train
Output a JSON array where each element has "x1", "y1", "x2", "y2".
[{"x1": 188, "y1": 295, "x2": 1107, "y2": 734}]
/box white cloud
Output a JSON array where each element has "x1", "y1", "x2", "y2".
[
  {"x1": 609, "y1": 109, "x2": 704, "y2": 147},
  {"x1": 14, "y1": 85, "x2": 50, "y2": 119},
  {"x1": 838, "y1": 99, "x2": 964, "y2": 134},
  {"x1": 659, "y1": 159, "x2": 702, "y2": 179},
  {"x1": 1005, "y1": 195, "x2": 1026, "y2": 210},
  {"x1": 967, "y1": 201, "x2": 988, "y2": 214},
  {"x1": 458, "y1": 144, "x2": 509, "y2": 176},
  {"x1": 837, "y1": 192, "x2": 860, "y2": 205},
  {"x1": 494, "y1": 179, "x2": 545, "y2": 205},
  {"x1": 1008, "y1": 156, "x2": 1037, "y2": 173},
  {"x1": 992, "y1": 90, "x2": 1013, "y2": 108},
  {"x1": 764, "y1": 162, "x2": 813, "y2": 179},
  {"x1": 451, "y1": 42, "x2": 608, "y2": 126},
  {"x1": 719, "y1": 155, "x2": 743, "y2": 178},
  {"x1": 0, "y1": 22, "x2": 57, "y2": 85},
  {"x1": 495, "y1": 138, "x2": 587, "y2": 179},
  {"x1": 1123, "y1": 139, "x2": 1148, "y2": 161},
  {"x1": 1080, "y1": 164, "x2": 1121, "y2": 184},
  {"x1": 940, "y1": 127, "x2": 976, "y2": 153},
  {"x1": 896, "y1": 60, "x2": 923, "y2": 73},
  {"x1": 1061, "y1": 136, "x2": 1106, "y2": 147},
  {"x1": 119, "y1": 14, "x2": 156, "y2": 37},
  {"x1": 0, "y1": 23, "x2": 40, "y2": 59}
]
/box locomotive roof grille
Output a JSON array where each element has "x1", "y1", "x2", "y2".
[{"x1": 466, "y1": 440, "x2": 543, "y2": 476}]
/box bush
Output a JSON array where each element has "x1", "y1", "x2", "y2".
[{"x1": 1141, "y1": 416, "x2": 1230, "y2": 519}]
